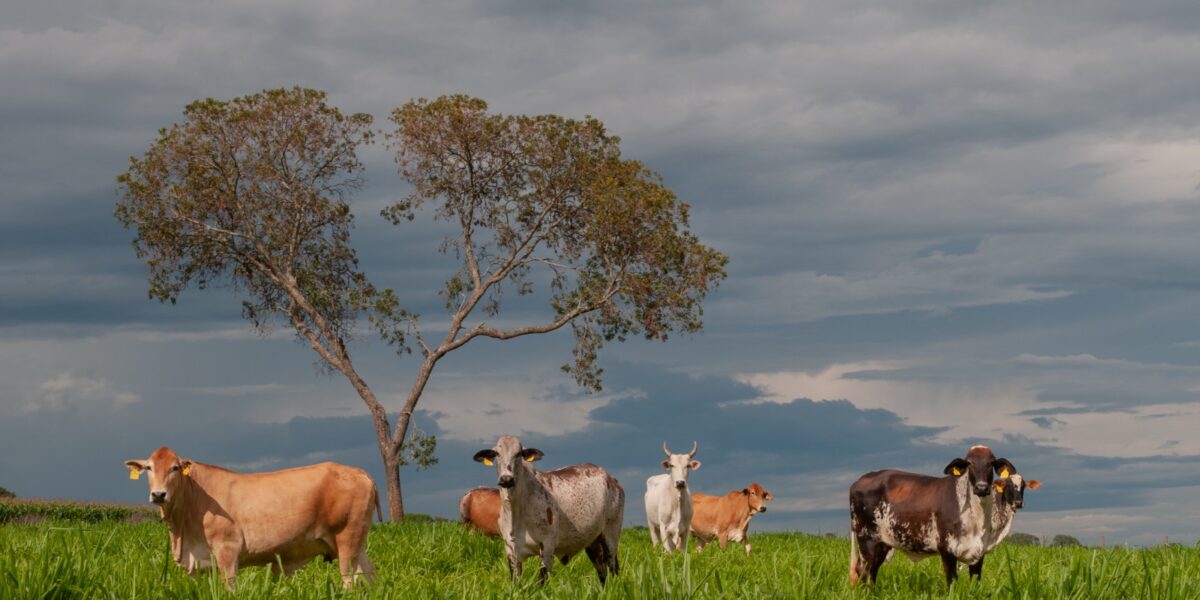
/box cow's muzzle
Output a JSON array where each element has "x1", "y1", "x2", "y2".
[
  {"x1": 1014, "y1": 500, "x2": 1024, "y2": 510},
  {"x1": 973, "y1": 482, "x2": 990, "y2": 496},
  {"x1": 150, "y1": 491, "x2": 167, "y2": 504},
  {"x1": 757, "y1": 506, "x2": 767, "y2": 513},
  {"x1": 498, "y1": 475, "x2": 515, "y2": 488},
  {"x1": 674, "y1": 480, "x2": 687, "y2": 489}
]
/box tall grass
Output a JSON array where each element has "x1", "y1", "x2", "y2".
[{"x1": 0, "y1": 520, "x2": 1196, "y2": 599}]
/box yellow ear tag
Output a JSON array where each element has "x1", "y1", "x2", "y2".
[
  {"x1": 525, "y1": 455, "x2": 537, "y2": 462},
  {"x1": 129, "y1": 468, "x2": 141, "y2": 480},
  {"x1": 994, "y1": 482, "x2": 1005, "y2": 493},
  {"x1": 182, "y1": 465, "x2": 191, "y2": 476},
  {"x1": 482, "y1": 458, "x2": 493, "y2": 466},
  {"x1": 952, "y1": 468, "x2": 961, "y2": 476},
  {"x1": 999, "y1": 468, "x2": 1009, "y2": 478}
]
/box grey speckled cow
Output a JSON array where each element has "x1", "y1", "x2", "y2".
[{"x1": 474, "y1": 435, "x2": 624, "y2": 585}]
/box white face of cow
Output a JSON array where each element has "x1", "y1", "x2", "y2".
[
  {"x1": 125, "y1": 446, "x2": 192, "y2": 505},
  {"x1": 661, "y1": 441, "x2": 700, "y2": 489},
  {"x1": 474, "y1": 435, "x2": 543, "y2": 489}
]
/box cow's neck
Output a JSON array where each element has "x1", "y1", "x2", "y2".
[
  {"x1": 160, "y1": 468, "x2": 205, "y2": 549},
  {"x1": 955, "y1": 475, "x2": 994, "y2": 535},
  {"x1": 500, "y1": 462, "x2": 538, "y2": 516}
]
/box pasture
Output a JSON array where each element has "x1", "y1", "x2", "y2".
[{"x1": 1, "y1": 517, "x2": 1197, "y2": 599}]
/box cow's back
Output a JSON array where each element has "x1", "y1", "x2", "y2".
[{"x1": 540, "y1": 464, "x2": 623, "y2": 557}]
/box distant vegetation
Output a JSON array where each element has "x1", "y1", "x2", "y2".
[
  {"x1": 1051, "y1": 534, "x2": 1083, "y2": 548},
  {"x1": 1006, "y1": 532, "x2": 1040, "y2": 546},
  {"x1": 0, "y1": 498, "x2": 157, "y2": 525},
  {"x1": 0, "y1": 485, "x2": 14, "y2": 499}
]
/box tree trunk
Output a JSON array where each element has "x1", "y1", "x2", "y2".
[{"x1": 384, "y1": 453, "x2": 404, "y2": 522}]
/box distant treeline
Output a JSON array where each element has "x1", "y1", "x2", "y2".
[{"x1": 0, "y1": 498, "x2": 158, "y2": 525}]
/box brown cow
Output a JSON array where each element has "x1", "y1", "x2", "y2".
[
  {"x1": 459, "y1": 486, "x2": 501, "y2": 536},
  {"x1": 125, "y1": 447, "x2": 379, "y2": 589},
  {"x1": 848, "y1": 445, "x2": 1029, "y2": 588},
  {"x1": 689, "y1": 482, "x2": 773, "y2": 554}
]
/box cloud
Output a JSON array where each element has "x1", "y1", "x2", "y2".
[{"x1": 25, "y1": 372, "x2": 140, "y2": 413}]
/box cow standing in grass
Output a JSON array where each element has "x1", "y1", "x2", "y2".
[
  {"x1": 645, "y1": 441, "x2": 701, "y2": 553},
  {"x1": 689, "y1": 482, "x2": 773, "y2": 554},
  {"x1": 125, "y1": 446, "x2": 379, "y2": 589},
  {"x1": 848, "y1": 445, "x2": 1025, "y2": 588},
  {"x1": 984, "y1": 467, "x2": 1042, "y2": 552},
  {"x1": 460, "y1": 486, "x2": 501, "y2": 536},
  {"x1": 473, "y1": 435, "x2": 624, "y2": 585}
]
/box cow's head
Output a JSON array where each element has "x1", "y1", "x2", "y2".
[
  {"x1": 125, "y1": 447, "x2": 192, "y2": 506},
  {"x1": 474, "y1": 435, "x2": 542, "y2": 489},
  {"x1": 944, "y1": 445, "x2": 1001, "y2": 497},
  {"x1": 991, "y1": 459, "x2": 1042, "y2": 509},
  {"x1": 744, "y1": 482, "x2": 773, "y2": 513},
  {"x1": 661, "y1": 441, "x2": 701, "y2": 489}
]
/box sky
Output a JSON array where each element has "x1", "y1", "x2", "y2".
[{"x1": 3, "y1": 0, "x2": 1200, "y2": 546}]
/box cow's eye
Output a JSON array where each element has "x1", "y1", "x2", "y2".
[
  {"x1": 171, "y1": 465, "x2": 180, "y2": 471},
  {"x1": 144, "y1": 466, "x2": 151, "y2": 471}
]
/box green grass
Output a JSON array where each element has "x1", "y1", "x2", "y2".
[
  {"x1": 0, "y1": 498, "x2": 157, "y2": 524},
  {"x1": 1, "y1": 519, "x2": 1198, "y2": 599}
]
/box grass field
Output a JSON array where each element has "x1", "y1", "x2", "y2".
[{"x1": 2, "y1": 518, "x2": 1198, "y2": 599}]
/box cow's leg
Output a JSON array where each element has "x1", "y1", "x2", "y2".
[
  {"x1": 334, "y1": 529, "x2": 369, "y2": 589},
  {"x1": 538, "y1": 544, "x2": 555, "y2": 586},
  {"x1": 212, "y1": 543, "x2": 240, "y2": 590},
  {"x1": 680, "y1": 528, "x2": 690, "y2": 554},
  {"x1": 717, "y1": 531, "x2": 729, "y2": 550},
  {"x1": 694, "y1": 535, "x2": 707, "y2": 552},
  {"x1": 648, "y1": 523, "x2": 661, "y2": 549},
  {"x1": 968, "y1": 556, "x2": 984, "y2": 580},
  {"x1": 356, "y1": 553, "x2": 377, "y2": 584},
  {"x1": 939, "y1": 551, "x2": 958, "y2": 587},
  {"x1": 584, "y1": 537, "x2": 610, "y2": 585},
  {"x1": 860, "y1": 538, "x2": 889, "y2": 584}
]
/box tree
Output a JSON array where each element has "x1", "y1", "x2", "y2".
[
  {"x1": 1005, "y1": 532, "x2": 1040, "y2": 546},
  {"x1": 0, "y1": 485, "x2": 14, "y2": 499},
  {"x1": 115, "y1": 88, "x2": 433, "y2": 522},
  {"x1": 375, "y1": 95, "x2": 728, "y2": 518},
  {"x1": 1050, "y1": 534, "x2": 1082, "y2": 547}
]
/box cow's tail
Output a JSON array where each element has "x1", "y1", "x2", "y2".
[
  {"x1": 849, "y1": 531, "x2": 860, "y2": 585},
  {"x1": 373, "y1": 484, "x2": 383, "y2": 523}
]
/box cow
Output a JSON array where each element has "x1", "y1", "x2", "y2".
[
  {"x1": 848, "y1": 445, "x2": 1022, "y2": 588},
  {"x1": 460, "y1": 486, "x2": 501, "y2": 537},
  {"x1": 689, "y1": 482, "x2": 773, "y2": 554},
  {"x1": 473, "y1": 435, "x2": 624, "y2": 585},
  {"x1": 124, "y1": 446, "x2": 379, "y2": 589},
  {"x1": 644, "y1": 441, "x2": 701, "y2": 553},
  {"x1": 984, "y1": 469, "x2": 1042, "y2": 553}
]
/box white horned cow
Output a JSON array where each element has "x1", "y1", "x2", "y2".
[
  {"x1": 848, "y1": 445, "x2": 1033, "y2": 588},
  {"x1": 125, "y1": 446, "x2": 379, "y2": 589},
  {"x1": 644, "y1": 441, "x2": 701, "y2": 552},
  {"x1": 473, "y1": 435, "x2": 625, "y2": 585}
]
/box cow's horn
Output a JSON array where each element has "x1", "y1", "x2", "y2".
[
  {"x1": 663, "y1": 441, "x2": 672, "y2": 458},
  {"x1": 689, "y1": 441, "x2": 698, "y2": 458}
]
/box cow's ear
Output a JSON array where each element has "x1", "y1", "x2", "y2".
[
  {"x1": 125, "y1": 460, "x2": 148, "y2": 480},
  {"x1": 1026, "y1": 480, "x2": 1042, "y2": 490},
  {"x1": 473, "y1": 450, "x2": 498, "y2": 466},
  {"x1": 661, "y1": 460, "x2": 671, "y2": 469},
  {"x1": 689, "y1": 460, "x2": 701, "y2": 470},
  {"x1": 742, "y1": 487, "x2": 751, "y2": 495},
  {"x1": 993, "y1": 458, "x2": 1016, "y2": 478},
  {"x1": 944, "y1": 458, "x2": 969, "y2": 476},
  {"x1": 520, "y1": 448, "x2": 544, "y2": 463},
  {"x1": 180, "y1": 460, "x2": 193, "y2": 476},
  {"x1": 763, "y1": 491, "x2": 774, "y2": 501}
]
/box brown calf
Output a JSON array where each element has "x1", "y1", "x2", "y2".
[
  {"x1": 689, "y1": 482, "x2": 773, "y2": 554},
  {"x1": 125, "y1": 447, "x2": 379, "y2": 589},
  {"x1": 459, "y1": 486, "x2": 501, "y2": 536}
]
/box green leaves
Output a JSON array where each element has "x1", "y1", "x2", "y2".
[{"x1": 386, "y1": 95, "x2": 728, "y2": 390}]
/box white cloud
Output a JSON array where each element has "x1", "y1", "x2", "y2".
[{"x1": 25, "y1": 372, "x2": 140, "y2": 412}]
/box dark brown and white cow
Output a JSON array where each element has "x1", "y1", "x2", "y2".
[
  {"x1": 459, "y1": 486, "x2": 502, "y2": 537},
  {"x1": 848, "y1": 445, "x2": 1023, "y2": 587},
  {"x1": 125, "y1": 446, "x2": 379, "y2": 589},
  {"x1": 473, "y1": 435, "x2": 625, "y2": 585},
  {"x1": 689, "y1": 482, "x2": 773, "y2": 554}
]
